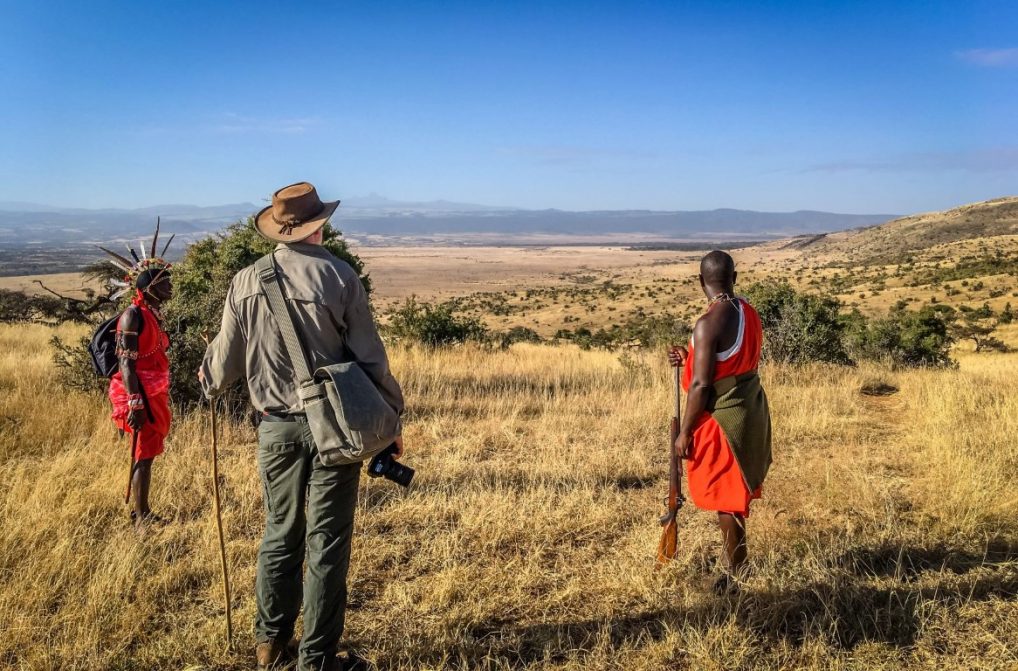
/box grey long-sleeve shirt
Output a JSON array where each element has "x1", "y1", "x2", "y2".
[{"x1": 200, "y1": 242, "x2": 404, "y2": 416}]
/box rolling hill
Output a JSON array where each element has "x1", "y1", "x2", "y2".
[{"x1": 794, "y1": 196, "x2": 1018, "y2": 263}]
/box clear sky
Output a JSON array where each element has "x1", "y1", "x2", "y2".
[{"x1": 1, "y1": 0, "x2": 1015, "y2": 214}]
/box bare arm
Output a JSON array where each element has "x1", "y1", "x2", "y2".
[
  {"x1": 116, "y1": 307, "x2": 146, "y2": 431},
  {"x1": 674, "y1": 316, "x2": 720, "y2": 457}
]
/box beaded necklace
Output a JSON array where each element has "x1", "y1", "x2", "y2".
[
  {"x1": 707, "y1": 292, "x2": 738, "y2": 308},
  {"x1": 146, "y1": 301, "x2": 165, "y2": 327}
]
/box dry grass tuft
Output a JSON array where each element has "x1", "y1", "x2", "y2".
[{"x1": 1, "y1": 325, "x2": 1016, "y2": 670}]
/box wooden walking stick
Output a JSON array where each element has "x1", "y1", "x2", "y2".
[
  {"x1": 657, "y1": 363, "x2": 685, "y2": 565},
  {"x1": 125, "y1": 430, "x2": 139, "y2": 505},
  {"x1": 209, "y1": 396, "x2": 234, "y2": 649}
]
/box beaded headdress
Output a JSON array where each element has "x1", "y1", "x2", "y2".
[{"x1": 98, "y1": 217, "x2": 174, "y2": 300}]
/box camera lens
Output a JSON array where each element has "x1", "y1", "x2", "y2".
[
  {"x1": 367, "y1": 444, "x2": 415, "y2": 488},
  {"x1": 387, "y1": 460, "x2": 415, "y2": 487}
]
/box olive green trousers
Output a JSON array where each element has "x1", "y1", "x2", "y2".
[{"x1": 255, "y1": 417, "x2": 361, "y2": 669}]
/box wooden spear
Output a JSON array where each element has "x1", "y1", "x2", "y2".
[{"x1": 125, "y1": 430, "x2": 138, "y2": 505}]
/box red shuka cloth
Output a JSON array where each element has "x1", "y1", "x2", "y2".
[
  {"x1": 682, "y1": 298, "x2": 764, "y2": 517},
  {"x1": 108, "y1": 295, "x2": 172, "y2": 460}
]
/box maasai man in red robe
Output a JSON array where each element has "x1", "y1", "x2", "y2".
[
  {"x1": 107, "y1": 257, "x2": 173, "y2": 529},
  {"x1": 670, "y1": 251, "x2": 772, "y2": 593}
]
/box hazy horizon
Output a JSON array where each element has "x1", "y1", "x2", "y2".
[{"x1": 0, "y1": 193, "x2": 907, "y2": 217}]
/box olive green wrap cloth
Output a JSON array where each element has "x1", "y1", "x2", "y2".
[{"x1": 711, "y1": 371, "x2": 772, "y2": 492}]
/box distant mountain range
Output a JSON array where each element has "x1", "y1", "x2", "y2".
[{"x1": 0, "y1": 196, "x2": 897, "y2": 247}]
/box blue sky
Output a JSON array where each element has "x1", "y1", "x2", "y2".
[{"x1": 0, "y1": 0, "x2": 1015, "y2": 214}]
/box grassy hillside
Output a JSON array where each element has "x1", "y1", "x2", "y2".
[
  {"x1": 1, "y1": 323, "x2": 1016, "y2": 670},
  {"x1": 799, "y1": 196, "x2": 1018, "y2": 264}
]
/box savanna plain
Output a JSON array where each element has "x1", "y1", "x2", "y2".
[{"x1": 1, "y1": 199, "x2": 1017, "y2": 670}]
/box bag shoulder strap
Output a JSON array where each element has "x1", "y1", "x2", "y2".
[{"x1": 255, "y1": 253, "x2": 314, "y2": 385}]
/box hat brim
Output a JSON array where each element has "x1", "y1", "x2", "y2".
[{"x1": 253, "y1": 199, "x2": 340, "y2": 243}]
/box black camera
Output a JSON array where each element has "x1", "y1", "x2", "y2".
[{"x1": 367, "y1": 444, "x2": 415, "y2": 487}]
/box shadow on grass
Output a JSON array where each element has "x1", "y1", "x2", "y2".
[
  {"x1": 375, "y1": 542, "x2": 1018, "y2": 668},
  {"x1": 835, "y1": 538, "x2": 1018, "y2": 582},
  {"x1": 359, "y1": 471, "x2": 659, "y2": 512}
]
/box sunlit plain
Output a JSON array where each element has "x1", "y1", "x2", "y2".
[{"x1": 1, "y1": 320, "x2": 1015, "y2": 670}]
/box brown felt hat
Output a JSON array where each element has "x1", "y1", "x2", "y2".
[{"x1": 253, "y1": 182, "x2": 340, "y2": 243}]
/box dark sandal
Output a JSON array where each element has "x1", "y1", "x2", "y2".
[
  {"x1": 711, "y1": 573, "x2": 741, "y2": 596},
  {"x1": 130, "y1": 511, "x2": 167, "y2": 525}
]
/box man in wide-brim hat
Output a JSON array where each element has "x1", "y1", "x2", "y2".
[
  {"x1": 201, "y1": 182, "x2": 405, "y2": 671},
  {"x1": 252, "y1": 181, "x2": 341, "y2": 243}
]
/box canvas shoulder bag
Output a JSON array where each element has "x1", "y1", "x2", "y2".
[{"x1": 255, "y1": 253, "x2": 400, "y2": 465}]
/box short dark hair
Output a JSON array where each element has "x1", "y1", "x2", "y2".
[{"x1": 699, "y1": 250, "x2": 735, "y2": 284}]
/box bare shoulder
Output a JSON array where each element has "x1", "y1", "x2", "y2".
[
  {"x1": 696, "y1": 306, "x2": 726, "y2": 330},
  {"x1": 695, "y1": 304, "x2": 737, "y2": 343},
  {"x1": 118, "y1": 304, "x2": 140, "y2": 329},
  {"x1": 692, "y1": 313, "x2": 716, "y2": 343}
]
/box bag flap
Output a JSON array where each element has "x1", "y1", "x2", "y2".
[{"x1": 316, "y1": 362, "x2": 397, "y2": 430}]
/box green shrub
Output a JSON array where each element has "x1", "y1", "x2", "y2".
[
  {"x1": 384, "y1": 297, "x2": 488, "y2": 347},
  {"x1": 555, "y1": 326, "x2": 614, "y2": 350},
  {"x1": 0, "y1": 289, "x2": 60, "y2": 323},
  {"x1": 743, "y1": 281, "x2": 852, "y2": 365},
  {"x1": 553, "y1": 313, "x2": 691, "y2": 351},
  {"x1": 498, "y1": 326, "x2": 542, "y2": 349},
  {"x1": 950, "y1": 305, "x2": 1010, "y2": 353},
  {"x1": 847, "y1": 306, "x2": 956, "y2": 368},
  {"x1": 0, "y1": 288, "x2": 110, "y2": 324},
  {"x1": 615, "y1": 314, "x2": 691, "y2": 348},
  {"x1": 51, "y1": 333, "x2": 109, "y2": 394}
]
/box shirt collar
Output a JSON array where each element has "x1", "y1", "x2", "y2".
[{"x1": 276, "y1": 241, "x2": 329, "y2": 256}]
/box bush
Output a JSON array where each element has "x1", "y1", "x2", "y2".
[
  {"x1": 554, "y1": 326, "x2": 615, "y2": 350},
  {"x1": 847, "y1": 306, "x2": 956, "y2": 368},
  {"x1": 497, "y1": 326, "x2": 542, "y2": 349},
  {"x1": 52, "y1": 219, "x2": 370, "y2": 410},
  {"x1": 747, "y1": 286, "x2": 957, "y2": 368},
  {"x1": 384, "y1": 297, "x2": 488, "y2": 347},
  {"x1": 553, "y1": 313, "x2": 690, "y2": 351},
  {"x1": 0, "y1": 288, "x2": 109, "y2": 324},
  {"x1": 615, "y1": 314, "x2": 691, "y2": 348},
  {"x1": 0, "y1": 289, "x2": 60, "y2": 323},
  {"x1": 51, "y1": 333, "x2": 109, "y2": 394},
  {"x1": 743, "y1": 281, "x2": 852, "y2": 365},
  {"x1": 950, "y1": 305, "x2": 1010, "y2": 353}
]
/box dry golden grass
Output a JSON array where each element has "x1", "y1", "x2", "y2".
[{"x1": 1, "y1": 322, "x2": 1016, "y2": 670}]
